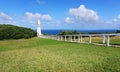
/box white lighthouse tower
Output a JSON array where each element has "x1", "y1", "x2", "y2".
[{"x1": 37, "y1": 19, "x2": 42, "y2": 37}]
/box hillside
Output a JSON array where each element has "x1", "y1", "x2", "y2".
[{"x1": 0, "y1": 24, "x2": 36, "y2": 40}]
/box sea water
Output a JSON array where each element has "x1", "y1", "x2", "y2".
[{"x1": 41, "y1": 29, "x2": 117, "y2": 35}]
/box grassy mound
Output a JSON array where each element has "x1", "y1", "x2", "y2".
[
  {"x1": 0, "y1": 24, "x2": 36, "y2": 40},
  {"x1": 0, "y1": 38, "x2": 120, "y2": 72}
]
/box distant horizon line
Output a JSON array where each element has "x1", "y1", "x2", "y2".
[{"x1": 33, "y1": 29, "x2": 118, "y2": 30}]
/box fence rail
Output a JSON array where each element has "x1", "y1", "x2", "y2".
[{"x1": 40, "y1": 33, "x2": 120, "y2": 47}]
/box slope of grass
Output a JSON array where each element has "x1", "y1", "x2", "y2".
[{"x1": 0, "y1": 38, "x2": 120, "y2": 72}]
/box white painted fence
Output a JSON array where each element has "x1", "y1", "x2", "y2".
[
  {"x1": 41, "y1": 34, "x2": 120, "y2": 47},
  {"x1": 56, "y1": 34, "x2": 120, "y2": 46}
]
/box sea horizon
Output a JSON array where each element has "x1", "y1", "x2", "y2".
[{"x1": 41, "y1": 29, "x2": 117, "y2": 35}]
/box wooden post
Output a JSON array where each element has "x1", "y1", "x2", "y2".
[
  {"x1": 106, "y1": 35, "x2": 110, "y2": 46},
  {"x1": 89, "y1": 35, "x2": 92, "y2": 44},
  {"x1": 102, "y1": 35, "x2": 105, "y2": 44}
]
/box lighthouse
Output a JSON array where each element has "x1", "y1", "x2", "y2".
[{"x1": 37, "y1": 19, "x2": 42, "y2": 37}]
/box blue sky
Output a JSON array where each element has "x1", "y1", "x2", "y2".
[{"x1": 0, "y1": 0, "x2": 120, "y2": 30}]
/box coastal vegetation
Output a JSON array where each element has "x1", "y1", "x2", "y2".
[
  {"x1": 0, "y1": 24, "x2": 36, "y2": 40},
  {"x1": 116, "y1": 30, "x2": 120, "y2": 33},
  {"x1": 57, "y1": 30, "x2": 118, "y2": 35},
  {"x1": 0, "y1": 37, "x2": 120, "y2": 72},
  {"x1": 58, "y1": 30, "x2": 83, "y2": 35}
]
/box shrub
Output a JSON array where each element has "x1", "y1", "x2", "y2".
[
  {"x1": 58, "y1": 30, "x2": 83, "y2": 35},
  {"x1": 116, "y1": 30, "x2": 120, "y2": 33}
]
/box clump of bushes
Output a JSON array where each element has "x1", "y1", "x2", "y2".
[
  {"x1": 58, "y1": 30, "x2": 83, "y2": 35},
  {"x1": 0, "y1": 24, "x2": 36, "y2": 40},
  {"x1": 116, "y1": 30, "x2": 120, "y2": 33}
]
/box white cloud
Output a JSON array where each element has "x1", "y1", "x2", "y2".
[
  {"x1": 111, "y1": 14, "x2": 120, "y2": 29},
  {"x1": 117, "y1": 15, "x2": 120, "y2": 19},
  {"x1": 112, "y1": 14, "x2": 120, "y2": 23},
  {"x1": 65, "y1": 17, "x2": 73, "y2": 23},
  {"x1": 24, "y1": 12, "x2": 52, "y2": 21},
  {"x1": 25, "y1": 12, "x2": 41, "y2": 20},
  {"x1": 63, "y1": 5, "x2": 118, "y2": 29},
  {"x1": 0, "y1": 12, "x2": 13, "y2": 21},
  {"x1": 69, "y1": 5, "x2": 99, "y2": 22},
  {"x1": 104, "y1": 14, "x2": 120, "y2": 25},
  {"x1": 113, "y1": 19, "x2": 117, "y2": 22},
  {"x1": 0, "y1": 12, "x2": 13, "y2": 23},
  {"x1": 41, "y1": 14, "x2": 52, "y2": 21},
  {"x1": 36, "y1": 0, "x2": 45, "y2": 5}
]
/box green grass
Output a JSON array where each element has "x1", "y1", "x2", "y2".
[
  {"x1": 0, "y1": 37, "x2": 120, "y2": 72},
  {"x1": 81, "y1": 36, "x2": 120, "y2": 45}
]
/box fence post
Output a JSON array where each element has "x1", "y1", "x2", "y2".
[
  {"x1": 78, "y1": 35, "x2": 80, "y2": 43},
  {"x1": 89, "y1": 35, "x2": 92, "y2": 44},
  {"x1": 69, "y1": 35, "x2": 71, "y2": 41},
  {"x1": 57, "y1": 35, "x2": 60, "y2": 40},
  {"x1": 74, "y1": 35, "x2": 75, "y2": 41},
  {"x1": 71, "y1": 35, "x2": 72, "y2": 42},
  {"x1": 65, "y1": 35, "x2": 67, "y2": 41},
  {"x1": 106, "y1": 35, "x2": 110, "y2": 46},
  {"x1": 60, "y1": 35, "x2": 62, "y2": 40},
  {"x1": 102, "y1": 35, "x2": 105, "y2": 44},
  {"x1": 80, "y1": 35, "x2": 82, "y2": 42}
]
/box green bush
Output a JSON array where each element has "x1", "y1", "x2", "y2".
[
  {"x1": 116, "y1": 30, "x2": 120, "y2": 33},
  {"x1": 58, "y1": 30, "x2": 83, "y2": 35},
  {"x1": 0, "y1": 24, "x2": 36, "y2": 40}
]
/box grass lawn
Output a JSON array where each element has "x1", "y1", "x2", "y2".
[
  {"x1": 81, "y1": 36, "x2": 120, "y2": 45},
  {"x1": 0, "y1": 37, "x2": 120, "y2": 72}
]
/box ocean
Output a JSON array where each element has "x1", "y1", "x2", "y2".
[{"x1": 41, "y1": 30, "x2": 117, "y2": 35}]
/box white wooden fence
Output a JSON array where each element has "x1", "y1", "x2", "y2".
[{"x1": 41, "y1": 34, "x2": 120, "y2": 47}]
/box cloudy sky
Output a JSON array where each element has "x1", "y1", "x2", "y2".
[{"x1": 0, "y1": 0, "x2": 120, "y2": 30}]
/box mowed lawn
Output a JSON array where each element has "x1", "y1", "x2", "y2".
[{"x1": 0, "y1": 38, "x2": 120, "y2": 72}]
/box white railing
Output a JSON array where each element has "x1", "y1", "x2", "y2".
[
  {"x1": 40, "y1": 33, "x2": 120, "y2": 47},
  {"x1": 56, "y1": 34, "x2": 120, "y2": 46}
]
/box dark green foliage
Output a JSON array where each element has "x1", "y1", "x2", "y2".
[
  {"x1": 89, "y1": 32, "x2": 101, "y2": 34},
  {"x1": 0, "y1": 24, "x2": 36, "y2": 40},
  {"x1": 58, "y1": 30, "x2": 83, "y2": 35},
  {"x1": 116, "y1": 30, "x2": 120, "y2": 33},
  {"x1": 72, "y1": 30, "x2": 80, "y2": 34},
  {"x1": 58, "y1": 30, "x2": 72, "y2": 35}
]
